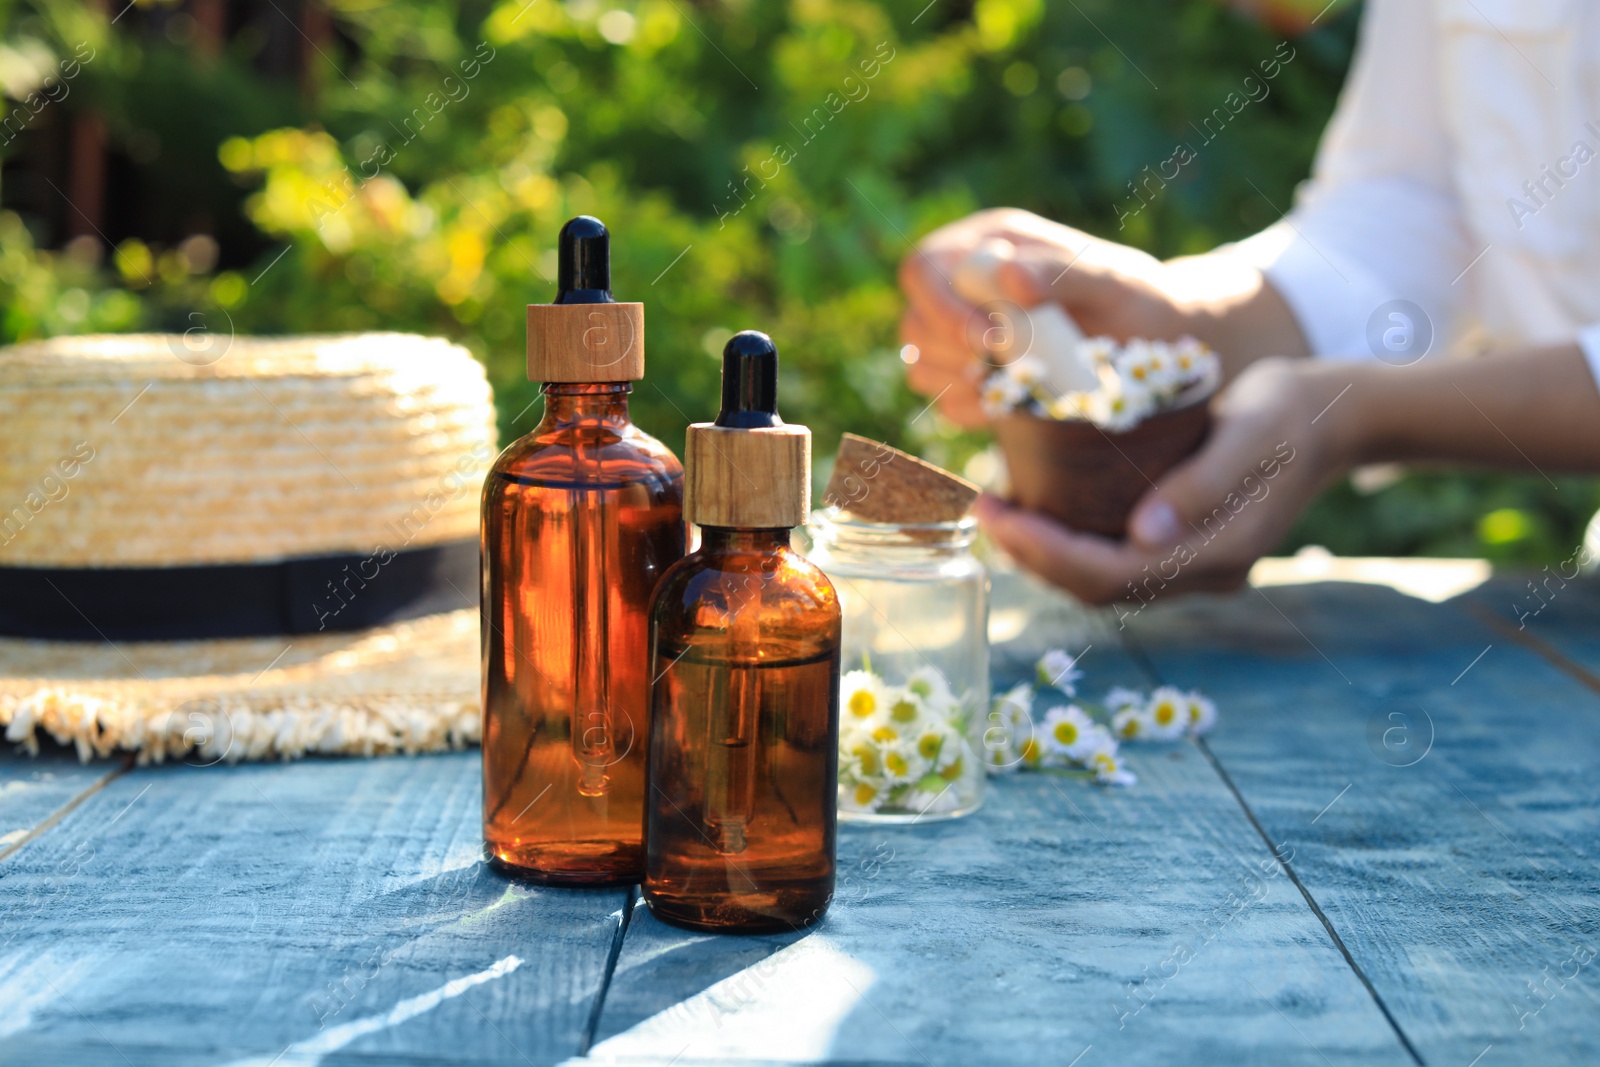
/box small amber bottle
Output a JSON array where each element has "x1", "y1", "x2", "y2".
[
  {"x1": 643, "y1": 331, "x2": 842, "y2": 933},
  {"x1": 481, "y1": 216, "x2": 685, "y2": 885}
]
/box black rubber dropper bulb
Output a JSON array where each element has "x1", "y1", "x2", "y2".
[
  {"x1": 715, "y1": 331, "x2": 783, "y2": 429},
  {"x1": 554, "y1": 215, "x2": 615, "y2": 304}
]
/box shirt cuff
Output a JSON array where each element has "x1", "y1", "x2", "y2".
[
  {"x1": 1578, "y1": 323, "x2": 1600, "y2": 391},
  {"x1": 1217, "y1": 221, "x2": 1397, "y2": 361}
]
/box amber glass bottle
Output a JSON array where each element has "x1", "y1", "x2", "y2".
[
  {"x1": 644, "y1": 331, "x2": 842, "y2": 933},
  {"x1": 482, "y1": 217, "x2": 684, "y2": 885}
]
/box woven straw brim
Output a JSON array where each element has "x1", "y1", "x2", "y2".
[
  {"x1": 0, "y1": 333, "x2": 495, "y2": 566},
  {"x1": 0, "y1": 609, "x2": 479, "y2": 764}
]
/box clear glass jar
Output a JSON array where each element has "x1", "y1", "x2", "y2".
[{"x1": 804, "y1": 508, "x2": 989, "y2": 822}]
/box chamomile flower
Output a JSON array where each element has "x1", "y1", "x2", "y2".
[
  {"x1": 934, "y1": 742, "x2": 970, "y2": 782},
  {"x1": 1088, "y1": 372, "x2": 1155, "y2": 432},
  {"x1": 1083, "y1": 723, "x2": 1119, "y2": 760},
  {"x1": 1114, "y1": 338, "x2": 1159, "y2": 386},
  {"x1": 1112, "y1": 705, "x2": 1152, "y2": 741},
  {"x1": 886, "y1": 687, "x2": 926, "y2": 727},
  {"x1": 841, "y1": 779, "x2": 886, "y2": 813},
  {"x1": 1145, "y1": 686, "x2": 1189, "y2": 740},
  {"x1": 839, "y1": 725, "x2": 883, "y2": 779},
  {"x1": 1045, "y1": 391, "x2": 1094, "y2": 421},
  {"x1": 840, "y1": 670, "x2": 887, "y2": 723},
  {"x1": 1184, "y1": 690, "x2": 1218, "y2": 736},
  {"x1": 1081, "y1": 336, "x2": 1118, "y2": 368},
  {"x1": 980, "y1": 372, "x2": 1028, "y2": 417},
  {"x1": 1004, "y1": 354, "x2": 1048, "y2": 389},
  {"x1": 880, "y1": 740, "x2": 928, "y2": 784},
  {"x1": 1145, "y1": 345, "x2": 1177, "y2": 389},
  {"x1": 905, "y1": 665, "x2": 956, "y2": 710},
  {"x1": 994, "y1": 680, "x2": 1035, "y2": 725},
  {"x1": 1172, "y1": 336, "x2": 1206, "y2": 375},
  {"x1": 1115, "y1": 336, "x2": 1210, "y2": 401},
  {"x1": 1091, "y1": 749, "x2": 1137, "y2": 787},
  {"x1": 913, "y1": 719, "x2": 961, "y2": 771},
  {"x1": 983, "y1": 681, "x2": 1035, "y2": 773},
  {"x1": 1041, "y1": 705, "x2": 1099, "y2": 762},
  {"x1": 1171, "y1": 336, "x2": 1219, "y2": 393},
  {"x1": 1027, "y1": 335, "x2": 1219, "y2": 434},
  {"x1": 1036, "y1": 649, "x2": 1084, "y2": 696},
  {"x1": 1103, "y1": 686, "x2": 1145, "y2": 715},
  {"x1": 1159, "y1": 363, "x2": 1192, "y2": 401}
]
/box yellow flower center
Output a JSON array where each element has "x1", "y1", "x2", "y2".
[
  {"x1": 1053, "y1": 721, "x2": 1079, "y2": 746},
  {"x1": 1119, "y1": 718, "x2": 1141, "y2": 738},
  {"x1": 940, "y1": 756, "x2": 964, "y2": 781},
  {"x1": 871, "y1": 725, "x2": 899, "y2": 743},
  {"x1": 885, "y1": 752, "x2": 910, "y2": 776},
  {"x1": 853, "y1": 782, "x2": 879, "y2": 805},
  {"x1": 917, "y1": 733, "x2": 943, "y2": 760},
  {"x1": 1021, "y1": 738, "x2": 1040, "y2": 764},
  {"x1": 1153, "y1": 701, "x2": 1178, "y2": 726},
  {"x1": 851, "y1": 743, "x2": 880, "y2": 776},
  {"x1": 1131, "y1": 365, "x2": 1147, "y2": 380},
  {"x1": 848, "y1": 690, "x2": 877, "y2": 718},
  {"x1": 891, "y1": 699, "x2": 920, "y2": 723}
]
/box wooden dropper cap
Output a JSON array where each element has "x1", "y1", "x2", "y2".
[
  {"x1": 684, "y1": 331, "x2": 811, "y2": 529},
  {"x1": 526, "y1": 216, "x2": 645, "y2": 382}
]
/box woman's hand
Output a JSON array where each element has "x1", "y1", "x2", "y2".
[
  {"x1": 977, "y1": 359, "x2": 1356, "y2": 608},
  {"x1": 896, "y1": 207, "x2": 1309, "y2": 427},
  {"x1": 897, "y1": 209, "x2": 1195, "y2": 428}
]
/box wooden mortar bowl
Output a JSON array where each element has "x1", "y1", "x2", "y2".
[{"x1": 992, "y1": 398, "x2": 1212, "y2": 539}]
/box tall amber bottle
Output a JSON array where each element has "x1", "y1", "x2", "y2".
[
  {"x1": 481, "y1": 216, "x2": 684, "y2": 885},
  {"x1": 644, "y1": 331, "x2": 842, "y2": 933}
]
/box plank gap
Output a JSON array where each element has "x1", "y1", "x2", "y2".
[
  {"x1": 1191, "y1": 735, "x2": 1428, "y2": 1067},
  {"x1": 0, "y1": 754, "x2": 131, "y2": 865},
  {"x1": 1463, "y1": 600, "x2": 1600, "y2": 700},
  {"x1": 580, "y1": 883, "x2": 639, "y2": 1056},
  {"x1": 1123, "y1": 634, "x2": 1429, "y2": 1067}
]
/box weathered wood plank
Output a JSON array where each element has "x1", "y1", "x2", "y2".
[
  {"x1": 1462, "y1": 573, "x2": 1600, "y2": 693},
  {"x1": 0, "y1": 751, "x2": 627, "y2": 1067},
  {"x1": 0, "y1": 747, "x2": 123, "y2": 863},
  {"x1": 582, "y1": 572, "x2": 1409, "y2": 1065},
  {"x1": 1129, "y1": 578, "x2": 1600, "y2": 1066}
]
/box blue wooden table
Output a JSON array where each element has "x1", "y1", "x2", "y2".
[{"x1": 3, "y1": 560, "x2": 1597, "y2": 1066}]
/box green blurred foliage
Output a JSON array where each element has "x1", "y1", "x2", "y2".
[
  {"x1": 1283, "y1": 471, "x2": 1600, "y2": 564},
  {"x1": 1, "y1": 0, "x2": 1594, "y2": 562}
]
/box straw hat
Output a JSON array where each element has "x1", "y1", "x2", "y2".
[{"x1": 0, "y1": 333, "x2": 495, "y2": 763}]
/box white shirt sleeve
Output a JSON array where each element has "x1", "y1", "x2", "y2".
[
  {"x1": 1218, "y1": 0, "x2": 1475, "y2": 360},
  {"x1": 1579, "y1": 323, "x2": 1600, "y2": 388}
]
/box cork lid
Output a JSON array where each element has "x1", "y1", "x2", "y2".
[
  {"x1": 823, "y1": 433, "x2": 980, "y2": 524},
  {"x1": 684, "y1": 331, "x2": 811, "y2": 529},
  {"x1": 525, "y1": 216, "x2": 645, "y2": 382}
]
